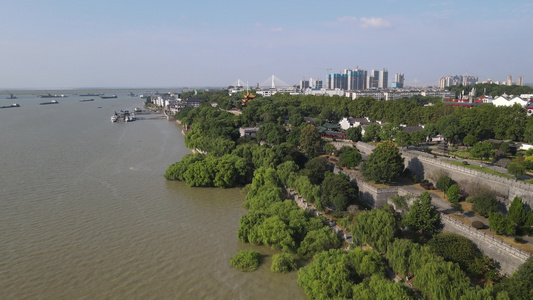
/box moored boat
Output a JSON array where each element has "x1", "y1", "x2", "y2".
[
  {"x1": 0, "y1": 103, "x2": 20, "y2": 108},
  {"x1": 40, "y1": 100, "x2": 59, "y2": 105},
  {"x1": 100, "y1": 94, "x2": 117, "y2": 99}
]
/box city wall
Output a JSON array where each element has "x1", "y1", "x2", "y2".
[
  {"x1": 441, "y1": 214, "x2": 530, "y2": 275},
  {"x1": 355, "y1": 142, "x2": 533, "y2": 208},
  {"x1": 335, "y1": 145, "x2": 532, "y2": 274}
]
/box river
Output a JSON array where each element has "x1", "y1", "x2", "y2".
[{"x1": 0, "y1": 92, "x2": 307, "y2": 299}]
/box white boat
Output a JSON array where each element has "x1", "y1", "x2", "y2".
[{"x1": 111, "y1": 115, "x2": 118, "y2": 122}]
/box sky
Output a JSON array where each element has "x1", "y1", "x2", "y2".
[{"x1": 1, "y1": 0, "x2": 532, "y2": 89}]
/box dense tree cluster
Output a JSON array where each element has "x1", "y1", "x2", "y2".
[
  {"x1": 237, "y1": 167, "x2": 342, "y2": 255},
  {"x1": 297, "y1": 248, "x2": 413, "y2": 300},
  {"x1": 165, "y1": 90, "x2": 533, "y2": 300},
  {"x1": 361, "y1": 140, "x2": 405, "y2": 183},
  {"x1": 354, "y1": 206, "x2": 399, "y2": 253}
]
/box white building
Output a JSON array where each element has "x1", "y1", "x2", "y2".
[{"x1": 339, "y1": 117, "x2": 370, "y2": 130}]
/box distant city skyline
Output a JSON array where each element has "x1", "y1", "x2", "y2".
[{"x1": 1, "y1": 0, "x2": 532, "y2": 89}]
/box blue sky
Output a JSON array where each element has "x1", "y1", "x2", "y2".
[{"x1": 1, "y1": 0, "x2": 532, "y2": 89}]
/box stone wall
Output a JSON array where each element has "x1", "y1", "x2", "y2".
[
  {"x1": 441, "y1": 214, "x2": 530, "y2": 274},
  {"x1": 402, "y1": 151, "x2": 533, "y2": 208},
  {"x1": 335, "y1": 148, "x2": 532, "y2": 275},
  {"x1": 355, "y1": 141, "x2": 533, "y2": 208},
  {"x1": 334, "y1": 165, "x2": 397, "y2": 208}
]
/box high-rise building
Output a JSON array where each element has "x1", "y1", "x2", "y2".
[
  {"x1": 346, "y1": 68, "x2": 367, "y2": 90},
  {"x1": 391, "y1": 73, "x2": 404, "y2": 88},
  {"x1": 507, "y1": 75, "x2": 513, "y2": 86},
  {"x1": 367, "y1": 69, "x2": 379, "y2": 89},
  {"x1": 439, "y1": 75, "x2": 477, "y2": 88},
  {"x1": 379, "y1": 69, "x2": 388, "y2": 89},
  {"x1": 516, "y1": 76, "x2": 524, "y2": 86},
  {"x1": 300, "y1": 80, "x2": 309, "y2": 90},
  {"x1": 327, "y1": 73, "x2": 347, "y2": 90}
]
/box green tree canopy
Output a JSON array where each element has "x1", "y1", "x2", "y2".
[
  {"x1": 402, "y1": 191, "x2": 442, "y2": 235},
  {"x1": 472, "y1": 193, "x2": 499, "y2": 218},
  {"x1": 361, "y1": 140, "x2": 404, "y2": 184},
  {"x1": 338, "y1": 146, "x2": 362, "y2": 168},
  {"x1": 346, "y1": 126, "x2": 363, "y2": 142},
  {"x1": 299, "y1": 124, "x2": 322, "y2": 157},
  {"x1": 509, "y1": 196, "x2": 527, "y2": 225},
  {"x1": 355, "y1": 207, "x2": 399, "y2": 253}
]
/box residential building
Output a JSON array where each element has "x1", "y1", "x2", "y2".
[
  {"x1": 517, "y1": 76, "x2": 524, "y2": 86},
  {"x1": 439, "y1": 75, "x2": 478, "y2": 88},
  {"x1": 339, "y1": 117, "x2": 370, "y2": 130},
  {"x1": 391, "y1": 73, "x2": 404, "y2": 88},
  {"x1": 379, "y1": 69, "x2": 388, "y2": 89}
]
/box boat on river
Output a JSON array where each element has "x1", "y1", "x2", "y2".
[
  {"x1": 6, "y1": 93, "x2": 17, "y2": 99},
  {"x1": 80, "y1": 93, "x2": 103, "y2": 97},
  {"x1": 40, "y1": 100, "x2": 59, "y2": 105},
  {"x1": 0, "y1": 103, "x2": 20, "y2": 108},
  {"x1": 39, "y1": 93, "x2": 67, "y2": 98},
  {"x1": 100, "y1": 94, "x2": 117, "y2": 99},
  {"x1": 79, "y1": 99, "x2": 95, "y2": 102}
]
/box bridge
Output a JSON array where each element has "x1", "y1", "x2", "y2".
[{"x1": 232, "y1": 75, "x2": 291, "y2": 89}]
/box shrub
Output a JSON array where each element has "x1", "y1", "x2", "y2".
[
  {"x1": 451, "y1": 203, "x2": 463, "y2": 212},
  {"x1": 420, "y1": 182, "x2": 433, "y2": 190},
  {"x1": 271, "y1": 253, "x2": 297, "y2": 273},
  {"x1": 462, "y1": 161, "x2": 469, "y2": 165},
  {"x1": 472, "y1": 193, "x2": 499, "y2": 217},
  {"x1": 446, "y1": 184, "x2": 461, "y2": 203},
  {"x1": 230, "y1": 250, "x2": 261, "y2": 271},
  {"x1": 427, "y1": 232, "x2": 487, "y2": 277},
  {"x1": 436, "y1": 175, "x2": 454, "y2": 192},
  {"x1": 472, "y1": 221, "x2": 485, "y2": 229},
  {"x1": 515, "y1": 236, "x2": 525, "y2": 244},
  {"x1": 488, "y1": 212, "x2": 516, "y2": 236}
]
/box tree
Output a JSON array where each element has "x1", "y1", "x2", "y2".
[
  {"x1": 403, "y1": 192, "x2": 442, "y2": 235},
  {"x1": 338, "y1": 147, "x2": 362, "y2": 168},
  {"x1": 256, "y1": 215, "x2": 296, "y2": 252},
  {"x1": 276, "y1": 160, "x2": 299, "y2": 186},
  {"x1": 230, "y1": 250, "x2": 261, "y2": 271},
  {"x1": 470, "y1": 141, "x2": 494, "y2": 160},
  {"x1": 498, "y1": 256, "x2": 533, "y2": 300},
  {"x1": 256, "y1": 122, "x2": 286, "y2": 145},
  {"x1": 297, "y1": 249, "x2": 356, "y2": 299},
  {"x1": 320, "y1": 174, "x2": 358, "y2": 212},
  {"x1": 509, "y1": 196, "x2": 527, "y2": 225},
  {"x1": 297, "y1": 227, "x2": 343, "y2": 259},
  {"x1": 355, "y1": 207, "x2": 398, "y2": 253},
  {"x1": 508, "y1": 162, "x2": 525, "y2": 179},
  {"x1": 446, "y1": 184, "x2": 461, "y2": 203},
  {"x1": 323, "y1": 143, "x2": 336, "y2": 156},
  {"x1": 299, "y1": 125, "x2": 322, "y2": 157},
  {"x1": 436, "y1": 175, "x2": 454, "y2": 192},
  {"x1": 361, "y1": 140, "x2": 404, "y2": 184},
  {"x1": 362, "y1": 123, "x2": 381, "y2": 142},
  {"x1": 489, "y1": 212, "x2": 516, "y2": 236},
  {"x1": 472, "y1": 193, "x2": 499, "y2": 217},
  {"x1": 395, "y1": 130, "x2": 411, "y2": 148},
  {"x1": 463, "y1": 134, "x2": 478, "y2": 147},
  {"x1": 346, "y1": 126, "x2": 362, "y2": 142},
  {"x1": 302, "y1": 156, "x2": 331, "y2": 185},
  {"x1": 427, "y1": 233, "x2": 492, "y2": 277},
  {"x1": 271, "y1": 253, "x2": 297, "y2": 273}
]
